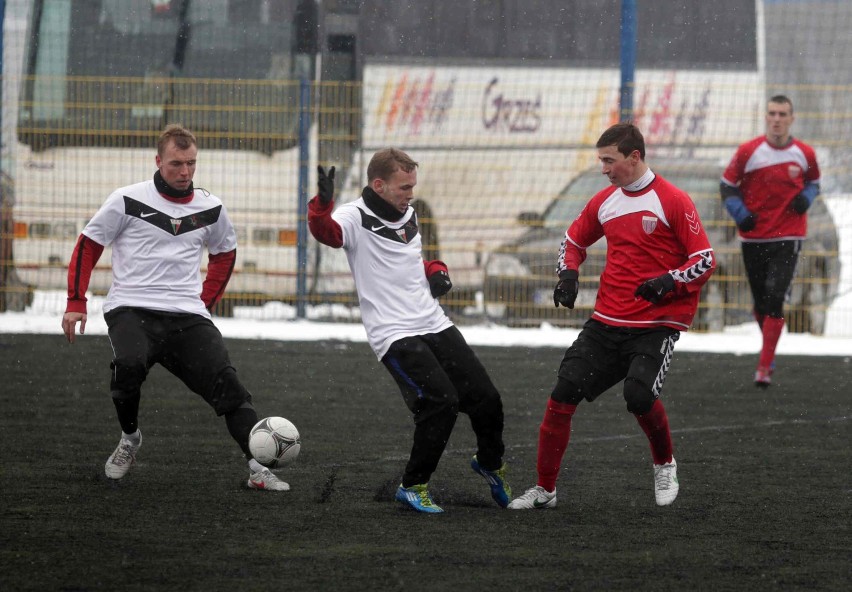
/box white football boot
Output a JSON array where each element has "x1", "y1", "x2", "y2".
[
  {"x1": 654, "y1": 458, "x2": 679, "y2": 506},
  {"x1": 507, "y1": 485, "x2": 557, "y2": 510},
  {"x1": 104, "y1": 430, "x2": 142, "y2": 479},
  {"x1": 248, "y1": 467, "x2": 290, "y2": 491}
]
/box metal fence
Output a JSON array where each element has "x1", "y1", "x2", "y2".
[
  {"x1": 2, "y1": 70, "x2": 851, "y2": 337},
  {"x1": 5, "y1": 0, "x2": 852, "y2": 337}
]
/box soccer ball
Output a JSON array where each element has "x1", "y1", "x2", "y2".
[{"x1": 248, "y1": 417, "x2": 301, "y2": 469}]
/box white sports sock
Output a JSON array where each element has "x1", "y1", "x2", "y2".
[
  {"x1": 122, "y1": 429, "x2": 141, "y2": 443},
  {"x1": 248, "y1": 459, "x2": 266, "y2": 473}
]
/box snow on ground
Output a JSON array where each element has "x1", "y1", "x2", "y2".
[{"x1": 2, "y1": 291, "x2": 850, "y2": 358}]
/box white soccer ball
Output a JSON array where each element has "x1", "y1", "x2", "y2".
[{"x1": 248, "y1": 416, "x2": 301, "y2": 469}]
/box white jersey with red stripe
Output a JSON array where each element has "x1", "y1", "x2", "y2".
[
  {"x1": 332, "y1": 198, "x2": 453, "y2": 359},
  {"x1": 721, "y1": 136, "x2": 820, "y2": 241},
  {"x1": 82, "y1": 180, "x2": 237, "y2": 317},
  {"x1": 559, "y1": 171, "x2": 715, "y2": 331}
]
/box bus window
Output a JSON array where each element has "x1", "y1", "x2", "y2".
[
  {"x1": 28, "y1": 222, "x2": 51, "y2": 239},
  {"x1": 251, "y1": 228, "x2": 276, "y2": 245},
  {"x1": 18, "y1": 0, "x2": 307, "y2": 153},
  {"x1": 52, "y1": 222, "x2": 78, "y2": 240}
]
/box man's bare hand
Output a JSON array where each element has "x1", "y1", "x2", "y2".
[{"x1": 62, "y1": 312, "x2": 87, "y2": 344}]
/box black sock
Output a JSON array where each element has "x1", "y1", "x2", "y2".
[
  {"x1": 225, "y1": 406, "x2": 259, "y2": 458},
  {"x1": 111, "y1": 391, "x2": 141, "y2": 434}
]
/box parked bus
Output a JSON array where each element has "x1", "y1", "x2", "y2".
[
  {"x1": 11, "y1": 0, "x2": 796, "y2": 325},
  {"x1": 11, "y1": 0, "x2": 358, "y2": 300}
]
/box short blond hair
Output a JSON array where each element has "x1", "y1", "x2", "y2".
[
  {"x1": 158, "y1": 123, "x2": 197, "y2": 156},
  {"x1": 367, "y1": 148, "x2": 418, "y2": 182}
]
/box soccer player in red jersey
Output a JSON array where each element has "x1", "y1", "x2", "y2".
[
  {"x1": 721, "y1": 95, "x2": 821, "y2": 387},
  {"x1": 61, "y1": 124, "x2": 288, "y2": 492},
  {"x1": 509, "y1": 122, "x2": 716, "y2": 509}
]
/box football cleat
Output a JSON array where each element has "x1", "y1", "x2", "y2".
[
  {"x1": 754, "y1": 366, "x2": 772, "y2": 388},
  {"x1": 654, "y1": 458, "x2": 679, "y2": 506},
  {"x1": 507, "y1": 485, "x2": 557, "y2": 510},
  {"x1": 395, "y1": 483, "x2": 444, "y2": 513},
  {"x1": 247, "y1": 467, "x2": 290, "y2": 491},
  {"x1": 470, "y1": 455, "x2": 512, "y2": 508},
  {"x1": 105, "y1": 431, "x2": 142, "y2": 480}
]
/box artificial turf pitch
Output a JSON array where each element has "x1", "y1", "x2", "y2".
[{"x1": 1, "y1": 334, "x2": 849, "y2": 591}]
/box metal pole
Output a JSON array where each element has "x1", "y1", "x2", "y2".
[
  {"x1": 619, "y1": 0, "x2": 637, "y2": 122},
  {"x1": 296, "y1": 77, "x2": 310, "y2": 319},
  {"x1": 1, "y1": 0, "x2": 5, "y2": 172}
]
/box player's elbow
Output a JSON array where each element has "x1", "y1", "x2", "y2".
[{"x1": 719, "y1": 181, "x2": 741, "y2": 201}]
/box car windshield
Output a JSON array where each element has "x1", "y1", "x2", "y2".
[{"x1": 542, "y1": 165, "x2": 723, "y2": 229}]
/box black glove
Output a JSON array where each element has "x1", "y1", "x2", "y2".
[
  {"x1": 429, "y1": 270, "x2": 452, "y2": 298},
  {"x1": 317, "y1": 165, "x2": 336, "y2": 204},
  {"x1": 791, "y1": 193, "x2": 810, "y2": 214},
  {"x1": 553, "y1": 270, "x2": 579, "y2": 309},
  {"x1": 635, "y1": 273, "x2": 676, "y2": 304},
  {"x1": 737, "y1": 213, "x2": 757, "y2": 232}
]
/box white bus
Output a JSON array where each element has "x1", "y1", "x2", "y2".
[
  {"x1": 9, "y1": 0, "x2": 358, "y2": 303},
  {"x1": 8, "y1": 0, "x2": 772, "y2": 318}
]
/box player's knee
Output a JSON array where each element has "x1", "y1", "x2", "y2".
[
  {"x1": 110, "y1": 357, "x2": 147, "y2": 393},
  {"x1": 623, "y1": 377, "x2": 655, "y2": 415},
  {"x1": 551, "y1": 377, "x2": 584, "y2": 405},
  {"x1": 764, "y1": 301, "x2": 784, "y2": 318},
  {"x1": 211, "y1": 367, "x2": 253, "y2": 416},
  {"x1": 761, "y1": 287, "x2": 787, "y2": 317},
  {"x1": 415, "y1": 390, "x2": 459, "y2": 424},
  {"x1": 110, "y1": 388, "x2": 140, "y2": 401}
]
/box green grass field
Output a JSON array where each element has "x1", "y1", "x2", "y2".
[{"x1": 1, "y1": 334, "x2": 849, "y2": 591}]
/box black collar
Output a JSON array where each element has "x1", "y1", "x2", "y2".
[
  {"x1": 362, "y1": 186, "x2": 405, "y2": 222},
  {"x1": 154, "y1": 170, "x2": 194, "y2": 199}
]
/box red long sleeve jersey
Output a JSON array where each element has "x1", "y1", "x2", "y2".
[
  {"x1": 721, "y1": 136, "x2": 820, "y2": 241},
  {"x1": 558, "y1": 173, "x2": 716, "y2": 331}
]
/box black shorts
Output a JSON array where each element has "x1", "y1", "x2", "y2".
[
  {"x1": 381, "y1": 325, "x2": 503, "y2": 419},
  {"x1": 557, "y1": 319, "x2": 680, "y2": 403},
  {"x1": 741, "y1": 240, "x2": 801, "y2": 317},
  {"x1": 104, "y1": 307, "x2": 248, "y2": 414}
]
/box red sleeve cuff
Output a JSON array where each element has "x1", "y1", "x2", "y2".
[{"x1": 423, "y1": 259, "x2": 449, "y2": 278}]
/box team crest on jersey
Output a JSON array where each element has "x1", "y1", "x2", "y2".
[
  {"x1": 642, "y1": 215, "x2": 657, "y2": 234},
  {"x1": 788, "y1": 164, "x2": 801, "y2": 179},
  {"x1": 170, "y1": 219, "x2": 182, "y2": 234}
]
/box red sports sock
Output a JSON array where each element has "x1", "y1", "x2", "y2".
[
  {"x1": 759, "y1": 316, "x2": 785, "y2": 369},
  {"x1": 536, "y1": 398, "x2": 576, "y2": 492},
  {"x1": 634, "y1": 399, "x2": 673, "y2": 465}
]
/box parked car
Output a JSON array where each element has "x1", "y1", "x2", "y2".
[{"x1": 482, "y1": 159, "x2": 840, "y2": 334}]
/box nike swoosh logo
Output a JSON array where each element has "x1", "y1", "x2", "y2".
[
  {"x1": 533, "y1": 499, "x2": 550, "y2": 508},
  {"x1": 140, "y1": 211, "x2": 157, "y2": 218},
  {"x1": 371, "y1": 225, "x2": 385, "y2": 231}
]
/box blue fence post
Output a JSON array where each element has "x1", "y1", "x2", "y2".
[
  {"x1": 1, "y1": 0, "x2": 5, "y2": 174},
  {"x1": 296, "y1": 77, "x2": 311, "y2": 319},
  {"x1": 619, "y1": 0, "x2": 637, "y2": 122}
]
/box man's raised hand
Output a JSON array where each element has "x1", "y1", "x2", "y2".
[{"x1": 317, "y1": 165, "x2": 336, "y2": 204}]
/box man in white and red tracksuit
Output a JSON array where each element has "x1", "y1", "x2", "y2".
[
  {"x1": 721, "y1": 94, "x2": 821, "y2": 388},
  {"x1": 308, "y1": 148, "x2": 511, "y2": 514},
  {"x1": 61, "y1": 124, "x2": 288, "y2": 492},
  {"x1": 509, "y1": 122, "x2": 716, "y2": 510}
]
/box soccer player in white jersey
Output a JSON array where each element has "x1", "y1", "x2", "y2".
[
  {"x1": 61, "y1": 124, "x2": 288, "y2": 492},
  {"x1": 308, "y1": 148, "x2": 511, "y2": 513},
  {"x1": 508, "y1": 123, "x2": 716, "y2": 510},
  {"x1": 721, "y1": 95, "x2": 821, "y2": 387}
]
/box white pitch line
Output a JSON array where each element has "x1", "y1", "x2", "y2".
[{"x1": 307, "y1": 415, "x2": 849, "y2": 468}]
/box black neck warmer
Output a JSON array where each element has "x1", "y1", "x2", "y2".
[
  {"x1": 154, "y1": 170, "x2": 194, "y2": 199},
  {"x1": 362, "y1": 186, "x2": 404, "y2": 222}
]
